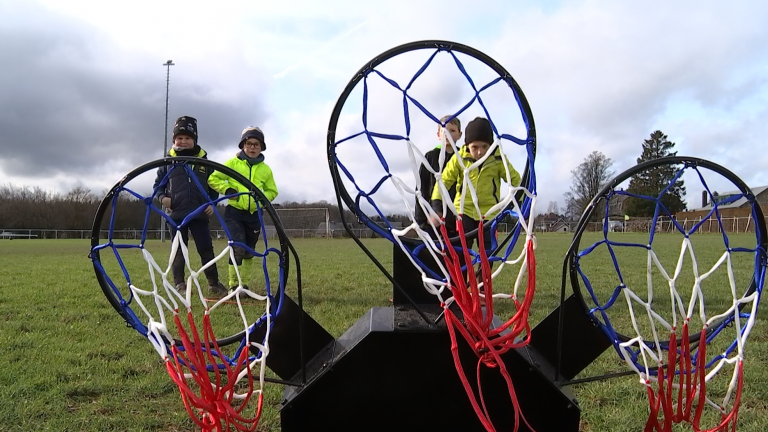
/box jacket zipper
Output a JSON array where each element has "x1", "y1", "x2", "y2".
[{"x1": 248, "y1": 163, "x2": 254, "y2": 213}]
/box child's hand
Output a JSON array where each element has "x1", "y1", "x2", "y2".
[
  {"x1": 204, "y1": 205, "x2": 214, "y2": 216},
  {"x1": 161, "y1": 197, "x2": 171, "y2": 209}
]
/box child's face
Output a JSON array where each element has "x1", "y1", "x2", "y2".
[
  {"x1": 438, "y1": 123, "x2": 462, "y2": 152},
  {"x1": 467, "y1": 141, "x2": 491, "y2": 160},
  {"x1": 242, "y1": 139, "x2": 262, "y2": 158},
  {"x1": 174, "y1": 135, "x2": 195, "y2": 149}
]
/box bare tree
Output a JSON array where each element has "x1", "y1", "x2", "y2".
[
  {"x1": 564, "y1": 151, "x2": 614, "y2": 219},
  {"x1": 65, "y1": 186, "x2": 98, "y2": 204},
  {"x1": 546, "y1": 201, "x2": 560, "y2": 216}
]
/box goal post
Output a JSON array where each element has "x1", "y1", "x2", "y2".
[{"x1": 275, "y1": 207, "x2": 331, "y2": 238}]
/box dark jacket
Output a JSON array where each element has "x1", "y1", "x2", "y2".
[
  {"x1": 415, "y1": 145, "x2": 457, "y2": 226},
  {"x1": 153, "y1": 146, "x2": 219, "y2": 222}
]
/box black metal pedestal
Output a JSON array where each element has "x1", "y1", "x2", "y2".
[
  {"x1": 270, "y1": 244, "x2": 613, "y2": 431},
  {"x1": 279, "y1": 304, "x2": 581, "y2": 431}
]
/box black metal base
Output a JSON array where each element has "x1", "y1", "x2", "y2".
[
  {"x1": 280, "y1": 306, "x2": 580, "y2": 432},
  {"x1": 391, "y1": 241, "x2": 445, "y2": 306},
  {"x1": 530, "y1": 294, "x2": 612, "y2": 381},
  {"x1": 249, "y1": 294, "x2": 335, "y2": 382}
]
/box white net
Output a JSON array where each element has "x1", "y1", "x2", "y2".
[
  {"x1": 327, "y1": 43, "x2": 541, "y2": 431},
  {"x1": 91, "y1": 161, "x2": 286, "y2": 431},
  {"x1": 120, "y1": 230, "x2": 271, "y2": 429},
  {"x1": 616, "y1": 238, "x2": 756, "y2": 429},
  {"x1": 275, "y1": 207, "x2": 330, "y2": 237},
  {"x1": 573, "y1": 163, "x2": 766, "y2": 431},
  {"x1": 394, "y1": 126, "x2": 537, "y2": 310}
]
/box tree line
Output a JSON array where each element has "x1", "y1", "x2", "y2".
[
  {"x1": 563, "y1": 130, "x2": 687, "y2": 220},
  {"x1": 2, "y1": 130, "x2": 687, "y2": 231},
  {"x1": 0, "y1": 185, "x2": 105, "y2": 230},
  {"x1": 0, "y1": 185, "x2": 386, "y2": 232}
]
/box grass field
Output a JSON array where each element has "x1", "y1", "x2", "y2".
[{"x1": 1, "y1": 233, "x2": 768, "y2": 431}]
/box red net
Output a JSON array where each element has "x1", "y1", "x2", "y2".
[
  {"x1": 644, "y1": 324, "x2": 744, "y2": 432},
  {"x1": 440, "y1": 217, "x2": 538, "y2": 432},
  {"x1": 165, "y1": 311, "x2": 263, "y2": 431}
]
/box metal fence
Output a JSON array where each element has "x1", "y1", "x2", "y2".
[
  {"x1": 1, "y1": 224, "x2": 512, "y2": 241},
  {"x1": 532, "y1": 215, "x2": 768, "y2": 234},
  {"x1": 0, "y1": 228, "x2": 385, "y2": 240}
]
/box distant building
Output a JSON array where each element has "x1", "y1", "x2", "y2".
[
  {"x1": 689, "y1": 186, "x2": 768, "y2": 212},
  {"x1": 549, "y1": 218, "x2": 570, "y2": 233},
  {"x1": 607, "y1": 192, "x2": 630, "y2": 218},
  {"x1": 534, "y1": 212, "x2": 563, "y2": 232}
]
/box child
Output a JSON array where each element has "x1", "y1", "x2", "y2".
[
  {"x1": 208, "y1": 126, "x2": 278, "y2": 291},
  {"x1": 153, "y1": 116, "x2": 227, "y2": 295},
  {"x1": 415, "y1": 115, "x2": 461, "y2": 237},
  {"x1": 430, "y1": 116, "x2": 521, "y2": 252}
]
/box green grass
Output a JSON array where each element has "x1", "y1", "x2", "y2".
[{"x1": 1, "y1": 234, "x2": 767, "y2": 431}]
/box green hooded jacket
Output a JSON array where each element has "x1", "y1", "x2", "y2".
[
  {"x1": 431, "y1": 145, "x2": 521, "y2": 220},
  {"x1": 208, "y1": 153, "x2": 278, "y2": 213}
]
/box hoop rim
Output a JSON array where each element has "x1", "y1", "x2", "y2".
[
  {"x1": 566, "y1": 155, "x2": 768, "y2": 346},
  {"x1": 89, "y1": 156, "x2": 292, "y2": 348},
  {"x1": 326, "y1": 39, "x2": 537, "y2": 247}
]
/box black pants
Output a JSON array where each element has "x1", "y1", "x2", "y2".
[
  {"x1": 456, "y1": 217, "x2": 493, "y2": 252},
  {"x1": 420, "y1": 211, "x2": 458, "y2": 240},
  {"x1": 169, "y1": 217, "x2": 218, "y2": 285},
  {"x1": 450, "y1": 217, "x2": 494, "y2": 287},
  {"x1": 224, "y1": 206, "x2": 261, "y2": 265}
]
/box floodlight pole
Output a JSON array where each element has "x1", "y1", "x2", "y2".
[{"x1": 161, "y1": 60, "x2": 175, "y2": 242}]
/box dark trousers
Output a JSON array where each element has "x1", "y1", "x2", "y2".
[
  {"x1": 450, "y1": 217, "x2": 494, "y2": 288},
  {"x1": 456, "y1": 217, "x2": 493, "y2": 252},
  {"x1": 421, "y1": 211, "x2": 459, "y2": 240},
  {"x1": 224, "y1": 206, "x2": 261, "y2": 265},
  {"x1": 169, "y1": 218, "x2": 218, "y2": 285}
]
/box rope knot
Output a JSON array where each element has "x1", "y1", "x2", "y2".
[{"x1": 475, "y1": 343, "x2": 497, "y2": 367}]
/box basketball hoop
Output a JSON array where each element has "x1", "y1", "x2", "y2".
[
  {"x1": 327, "y1": 40, "x2": 538, "y2": 431},
  {"x1": 566, "y1": 156, "x2": 766, "y2": 431},
  {"x1": 90, "y1": 157, "x2": 292, "y2": 431}
]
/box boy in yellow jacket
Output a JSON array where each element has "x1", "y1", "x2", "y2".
[
  {"x1": 208, "y1": 127, "x2": 278, "y2": 290},
  {"x1": 430, "y1": 116, "x2": 521, "y2": 252}
]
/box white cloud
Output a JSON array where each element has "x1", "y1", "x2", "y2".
[{"x1": 2, "y1": 0, "x2": 767, "y2": 219}]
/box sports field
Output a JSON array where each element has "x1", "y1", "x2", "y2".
[{"x1": 1, "y1": 233, "x2": 767, "y2": 431}]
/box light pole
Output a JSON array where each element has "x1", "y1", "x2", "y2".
[
  {"x1": 161, "y1": 60, "x2": 175, "y2": 242},
  {"x1": 163, "y1": 60, "x2": 175, "y2": 157}
]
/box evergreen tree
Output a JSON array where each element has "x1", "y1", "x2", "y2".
[{"x1": 625, "y1": 130, "x2": 686, "y2": 216}]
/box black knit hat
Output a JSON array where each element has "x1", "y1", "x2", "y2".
[
  {"x1": 172, "y1": 116, "x2": 198, "y2": 142},
  {"x1": 239, "y1": 126, "x2": 266, "y2": 150},
  {"x1": 464, "y1": 117, "x2": 494, "y2": 146}
]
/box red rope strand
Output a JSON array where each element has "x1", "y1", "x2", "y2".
[
  {"x1": 439, "y1": 216, "x2": 537, "y2": 432},
  {"x1": 644, "y1": 324, "x2": 744, "y2": 432},
  {"x1": 165, "y1": 310, "x2": 263, "y2": 431}
]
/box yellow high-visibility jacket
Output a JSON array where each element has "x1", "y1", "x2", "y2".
[
  {"x1": 431, "y1": 145, "x2": 521, "y2": 220},
  {"x1": 208, "y1": 153, "x2": 278, "y2": 214}
]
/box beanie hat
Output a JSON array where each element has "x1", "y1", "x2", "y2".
[
  {"x1": 239, "y1": 126, "x2": 266, "y2": 150},
  {"x1": 464, "y1": 117, "x2": 494, "y2": 146},
  {"x1": 172, "y1": 116, "x2": 198, "y2": 142}
]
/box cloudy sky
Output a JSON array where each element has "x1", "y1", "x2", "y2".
[{"x1": 1, "y1": 0, "x2": 767, "y2": 215}]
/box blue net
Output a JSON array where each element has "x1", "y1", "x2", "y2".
[
  {"x1": 329, "y1": 43, "x2": 537, "y2": 303},
  {"x1": 571, "y1": 159, "x2": 766, "y2": 429},
  {"x1": 90, "y1": 158, "x2": 288, "y2": 429},
  {"x1": 327, "y1": 41, "x2": 540, "y2": 431}
]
